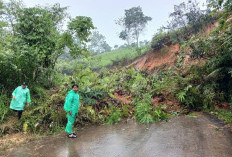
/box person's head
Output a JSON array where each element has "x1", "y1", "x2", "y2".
[
  {"x1": 72, "y1": 84, "x2": 78, "y2": 92},
  {"x1": 21, "y1": 82, "x2": 27, "y2": 89}
]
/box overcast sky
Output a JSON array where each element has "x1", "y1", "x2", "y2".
[{"x1": 4, "y1": 0, "x2": 207, "y2": 47}]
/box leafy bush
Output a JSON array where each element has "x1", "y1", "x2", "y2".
[
  {"x1": 135, "y1": 103, "x2": 153, "y2": 123},
  {"x1": 0, "y1": 93, "x2": 10, "y2": 123},
  {"x1": 153, "y1": 105, "x2": 170, "y2": 121},
  {"x1": 106, "y1": 105, "x2": 121, "y2": 124},
  {"x1": 202, "y1": 85, "x2": 216, "y2": 110},
  {"x1": 31, "y1": 86, "x2": 48, "y2": 99},
  {"x1": 130, "y1": 73, "x2": 148, "y2": 96},
  {"x1": 211, "y1": 109, "x2": 232, "y2": 124},
  {"x1": 151, "y1": 31, "x2": 171, "y2": 50},
  {"x1": 177, "y1": 84, "x2": 204, "y2": 110},
  {"x1": 135, "y1": 94, "x2": 169, "y2": 123},
  {"x1": 151, "y1": 70, "x2": 178, "y2": 95},
  {"x1": 135, "y1": 94, "x2": 154, "y2": 123}
]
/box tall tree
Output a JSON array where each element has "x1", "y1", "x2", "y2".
[
  {"x1": 0, "y1": 1, "x2": 95, "y2": 89},
  {"x1": 67, "y1": 16, "x2": 94, "y2": 57},
  {"x1": 88, "y1": 31, "x2": 111, "y2": 54},
  {"x1": 116, "y1": 18, "x2": 132, "y2": 46},
  {"x1": 1, "y1": 0, "x2": 23, "y2": 35},
  {"x1": 117, "y1": 6, "x2": 152, "y2": 47},
  {"x1": 167, "y1": 2, "x2": 187, "y2": 30},
  {"x1": 166, "y1": 0, "x2": 210, "y2": 33}
]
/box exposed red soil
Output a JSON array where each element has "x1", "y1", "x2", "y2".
[
  {"x1": 151, "y1": 94, "x2": 182, "y2": 113},
  {"x1": 215, "y1": 102, "x2": 231, "y2": 110},
  {"x1": 114, "y1": 92, "x2": 132, "y2": 104},
  {"x1": 125, "y1": 22, "x2": 221, "y2": 113},
  {"x1": 129, "y1": 22, "x2": 219, "y2": 73},
  {"x1": 183, "y1": 55, "x2": 206, "y2": 68},
  {"x1": 131, "y1": 43, "x2": 180, "y2": 72},
  {"x1": 202, "y1": 22, "x2": 219, "y2": 36}
]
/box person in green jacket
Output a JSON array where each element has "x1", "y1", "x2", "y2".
[
  {"x1": 64, "y1": 84, "x2": 79, "y2": 138},
  {"x1": 10, "y1": 82, "x2": 31, "y2": 120}
]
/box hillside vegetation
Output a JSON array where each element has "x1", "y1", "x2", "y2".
[
  {"x1": 57, "y1": 46, "x2": 150, "y2": 74},
  {"x1": 0, "y1": 0, "x2": 232, "y2": 141}
]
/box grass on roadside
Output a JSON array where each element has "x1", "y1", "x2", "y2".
[{"x1": 210, "y1": 109, "x2": 232, "y2": 124}]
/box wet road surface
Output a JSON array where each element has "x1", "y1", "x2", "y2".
[{"x1": 2, "y1": 113, "x2": 232, "y2": 157}]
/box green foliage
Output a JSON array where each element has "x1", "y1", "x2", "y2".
[
  {"x1": 68, "y1": 16, "x2": 94, "y2": 44},
  {"x1": 135, "y1": 94, "x2": 154, "y2": 123},
  {"x1": 4, "y1": 0, "x2": 232, "y2": 137},
  {"x1": 177, "y1": 82, "x2": 204, "y2": 110},
  {"x1": 106, "y1": 105, "x2": 121, "y2": 124},
  {"x1": 151, "y1": 0, "x2": 215, "y2": 51},
  {"x1": 31, "y1": 86, "x2": 48, "y2": 99},
  {"x1": 202, "y1": 85, "x2": 216, "y2": 110},
  {"x1": 88, "y1": 30, "x2": 112, "y2": 54},
  {"x1": 136, "y1": 47, "x2": 142, "y2": 55},
  {"x1": 62, "y1": 46, "x2": 149, "y2": 70},
  {"x1": 67, "y1": 16, "x2": 94, "y2": 56},
  {"x1": 117, "y1": 6, "x2": 152, "y2": 47},
  {"x1": 80, "y1": 89, "x2": 106, "y2": 106},
  {"x1": 150, "y1": 70, "x2": 178, "y2": 97},
  {"x1": 121, "y1": 104, "x2": 133, "y2": 118},
  {"x1": 177, "y1": 85, "x2": 192, "y2": 103},
  {"x1": 151, "y1": 30, "x2": 170, "y2": 50},
  {"x1": 175, "y1": 64, "x2": 208, "y2": 110},
  {"x1": 211, "y1": 109, "x2": 232, "y2": 124},
  {"x1": 130, "y1": 73, "x2": 148, "y2": 96},
  {"x1": 153, "y1": 106, "x2": 170, "y2": 121},
  {"x1": 184, "y1": 22, "x2": 232, "y2": 105},
  {"x1": 208, "y1": 0, "x2": 232, "y2": 27},
  {"x1": 135, "y1": 105, "x2": 153, "y2": 123},
  {"x1": 167, "y1": 1, "x2": 214, "y2": 32},
  {"x1": 135, "y1": 94, "x2": 169, "y2": 123},
  {"x1": 19, "y1": 92, "x2": 66, "y2": 133},
  {"x1": 79, "y1": 106, "x2": 99, "y2": 123},
  {"x1": 0, "y1": 93, "x2": 10, "y2": 123},
  {"x1": 151, "y1": 27, "x2": 190, "y2": 51},
  {"x1": 0, "y1": 1, "x2": 95, "y2": 92},
  {"x1": 72, "y1": 65, "x2": 99, "y2": 91}
]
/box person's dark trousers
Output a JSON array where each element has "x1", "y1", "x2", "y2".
[{"x1": 13, "y1": 110, "x2": 23, "y2": 120}]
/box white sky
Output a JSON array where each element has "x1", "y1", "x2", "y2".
[{"x1": 4, "y1": 0, "x2": 207, "y2": 47}]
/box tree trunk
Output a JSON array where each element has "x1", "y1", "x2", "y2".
[
  {"x1": 126, "y1": 37, "x2": 130, "y2": 46},
  {"x1": 136, "y1": 30, "x2": 139, "y2": 47}
]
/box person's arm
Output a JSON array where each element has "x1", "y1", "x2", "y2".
[
  {"x1": 12, "y1": 87, "x2": 18, "y2": 99},
  {"x1": 26, "y1": 90, "x2": 31, "y2": 104}
]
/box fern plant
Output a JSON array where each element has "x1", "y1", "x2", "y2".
[
  {"x1": 106, "y1": 104, "x2": 121, "y2": 124},
  {"x1": 153, "y1": 106, "x2": 169, "y2": 121},
  {"x1": 130, "y1": 73, "x2": 148, "y2": 96},
  {"x1": 177, "y1": 85, "x2": 192, "y2": 102},
  {"x1": 135, "y1": 94, "x2": 154, "y2": 123}
]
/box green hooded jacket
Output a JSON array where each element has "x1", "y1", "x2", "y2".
[
  {"x1": 10, "y1": 86, "x2": 31, "y2": 111},
  {"x1": 64, "y1": 90, "x2": 79, "y2": 114}
]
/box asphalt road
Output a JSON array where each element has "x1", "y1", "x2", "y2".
[{"x1": 3, "y1": 113, "x2": 232, "y2": 157}]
